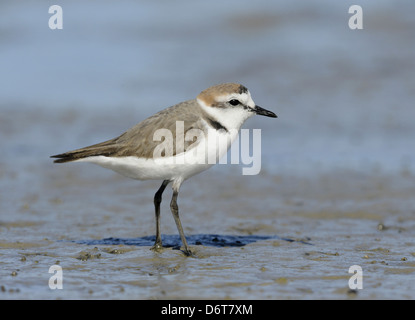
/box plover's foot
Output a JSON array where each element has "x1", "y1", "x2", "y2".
[
  {"x1": 182, "y1": 247, "x2": 194, "y2": 257},
  {"x1": 150, "y1": 242, "x2": 163, "y2": 253}
]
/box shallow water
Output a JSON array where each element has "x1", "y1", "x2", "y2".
[{"x1": 1, "y1": 1, "x2": 415, "y2": 300}]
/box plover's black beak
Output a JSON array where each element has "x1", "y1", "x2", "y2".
[{"x1": 254, "y1": 105, "x2": 277, "y2": 118}]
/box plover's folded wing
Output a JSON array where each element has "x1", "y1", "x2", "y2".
[{"x1": 112, "y1": 100, "x2": 207, "y2": 159}]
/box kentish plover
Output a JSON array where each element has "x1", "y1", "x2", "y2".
[{"x1": 51, "y1": 83, "x2": 277, "y2": 256}]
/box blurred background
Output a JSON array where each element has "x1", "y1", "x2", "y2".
[
  {"x1": 1, "y1": 0, "x2": 414, "y2": 299},
  {"x1": 1, "y1": 0, "x2": 414, "y2": 175}
]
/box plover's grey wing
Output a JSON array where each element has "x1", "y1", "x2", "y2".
[{"x1": 51, "y1": 100, "x2": 206, "y2": 163}]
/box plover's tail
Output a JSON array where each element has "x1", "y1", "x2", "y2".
[{"x1": 51, "y1": 138, "x2": 119, "y2": 163}]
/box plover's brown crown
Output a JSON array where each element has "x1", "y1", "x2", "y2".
[{"x1": 197, "y1": 83, "x2": 248, "y2": 107}]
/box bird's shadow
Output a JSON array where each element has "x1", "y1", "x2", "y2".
[{"x1": 71, "y1": 234, "x2": 312, "y2": 248}]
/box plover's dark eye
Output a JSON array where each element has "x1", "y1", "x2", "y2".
[{"x1": 229, "y1": 99, "x2": 240, "y2": 106}]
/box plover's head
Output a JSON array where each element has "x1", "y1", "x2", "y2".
[{"x1": 197, "y1": 83, "x2": 277, "y2": 130}]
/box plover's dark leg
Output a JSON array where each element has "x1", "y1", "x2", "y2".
[
  {"x1": 151, "y1": 180, "x2": 169, "y2": 251},
  {"x1": 170, "y1": 189, "x2": 191, "y2": 256}
]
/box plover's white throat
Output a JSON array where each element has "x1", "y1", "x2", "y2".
[{"x1": 51, "y1": 83, "x2": 277, "y2": 256}]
